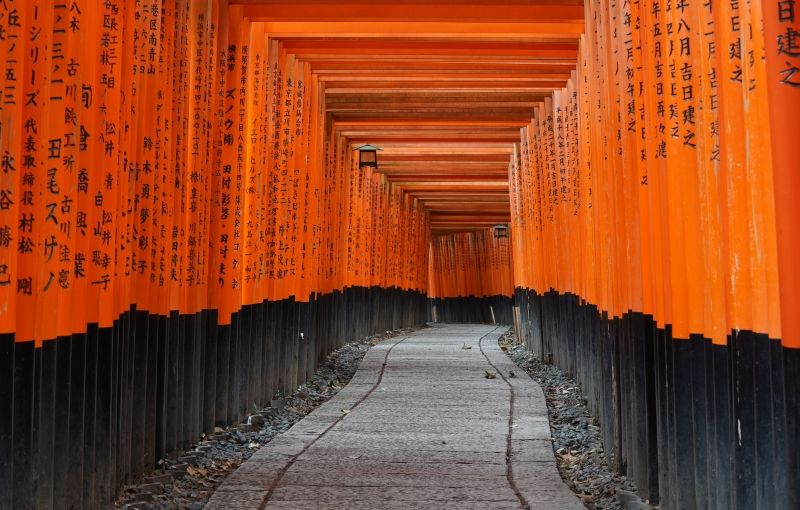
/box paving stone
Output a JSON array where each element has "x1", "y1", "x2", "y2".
[
  {"x1": 333, "y1": 421, "x2": 508, "y2": 434},
  {"x1": 296, "y1": 446, "x2": 508, "y2": 464},
  {"x1": 270, "y1": 485, "x2": 519, "y2": 502},
  {"x1": 510, "y1": 439, "x2": 560, "y2": 462},
  {"x1": 279, "y1": 470, "x2": 510, "y2": 488},
  {"x1": 288, "y1": 458, "x2": 508, "y2": 477},
  {"x1": 205, "y1": 325, "x2": 582, "y2": 509},
  {"x1": 261, "y1": 500, "x2": 523, "y2": 510},
  {"x1": 205, "y1": 488, "x2": 269, "y2": 509}
]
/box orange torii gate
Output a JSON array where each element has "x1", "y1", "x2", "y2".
[
  {"x1": 428, "y1": 228, "x2": 514, "y2": 324},
  {"x1": 507, "y1": 1, "x2": 800, "y2": 508},
  {"x1": 0, "y1": 3, "x2": 434, "y2": 507}
]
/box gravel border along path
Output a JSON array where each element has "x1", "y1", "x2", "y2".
[
  {"x1": 115, "y1": 327, "x2": 418, "y2": 510},
  {"x1": 499, "y1": 330, "x2": 652, "y2": 510}
]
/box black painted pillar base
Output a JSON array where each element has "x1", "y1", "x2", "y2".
[
  {"x1": 512, "y1": 286, "x2": 799, "y2": 509},
  {"x1": 0, "y1": 286, "x2": 427, "y2": 509}
]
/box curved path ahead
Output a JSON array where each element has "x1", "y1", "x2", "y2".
[{"x1": 205, "y1": 324, "x2": 582, "y2": 510}]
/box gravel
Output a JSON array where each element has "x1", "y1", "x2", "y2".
[
  {"x1": 115, "y1": 327, "x2": 418, "y2": 510},
  {"x1": 499, "y1": 330, "x2": 651, "y2": 510}
]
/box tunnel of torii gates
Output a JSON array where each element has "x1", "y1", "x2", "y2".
[{"x1": 0, "y1": 0, "x2": 798, "y2": 508}]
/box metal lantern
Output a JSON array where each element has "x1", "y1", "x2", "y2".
[
  {"x1": 493, "y1": 224, "x2": 509, "y2": 238},
  {"x1": 356, "y1": 144, "x2": 381, "y2": 169}
]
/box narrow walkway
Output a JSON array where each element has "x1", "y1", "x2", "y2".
[{"x1": 205, "y1": 324, "x2": 581, "y2": 509}]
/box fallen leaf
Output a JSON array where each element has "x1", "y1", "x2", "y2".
[
  {"x1": 557, "y1": 452, "x2": 584, "y2": 465},
  {"x1": 485, "y1": 370, "x2": 497, "y2": 379},
  {"x1": 500, "y1": 346, "x2": 509, "y2": 352},
  {"x1": 186, "y1": 466, "x2": 208, "y2": 478}
]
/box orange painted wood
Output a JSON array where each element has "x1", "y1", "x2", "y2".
[
  {"x1": 0, "y1": 0, "x2": 790, "y2": 348},
  {"x1": 507, "y1": 0, "x2": 784, "y2": 345},
  {"x1": 762, "y1": 0, "x2": 800, "y2": 348}
]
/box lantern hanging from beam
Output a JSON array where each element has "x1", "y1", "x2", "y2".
[
  {"x1": 355, "y1": 144, "x2": 382, "y2": 169},
  {"x1": 494, "y1": 224, "x2": 509, "y2": 239}
]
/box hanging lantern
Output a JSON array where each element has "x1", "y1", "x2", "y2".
[
  {"x1": 355, "y1": 144, "x2": 381, "y2": 169},
  {"x1": 494, "y1": 224, "x2": 509, "y2": 238}
]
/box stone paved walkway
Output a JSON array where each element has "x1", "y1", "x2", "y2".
[{"x1": 205, "y1": 324, "x2": 582, "y2": 509}]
